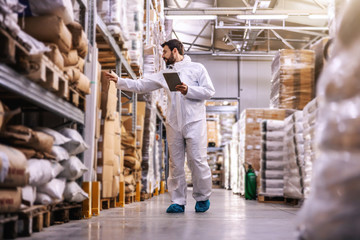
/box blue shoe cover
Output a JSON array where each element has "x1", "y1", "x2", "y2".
[
  {"x1": 195, "y1": 200, "x2": 210, "y2": 212},
  {"x1": 166, "y1": 204, "x2": 185, "y2": 213}
]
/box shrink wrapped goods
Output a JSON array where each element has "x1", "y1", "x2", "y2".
[
  {"x1": 297, "y1": 1, "x2": 360, "y2": 239},
  {"x1": 270, "y1": 49, "x2": 315, "y2": 110},
  {"x1": 19, "y1": 0, "x2": 74, "y2": 24},
  {"x1": 260, "y1": 120, "x2": 285, "y2": 197}
]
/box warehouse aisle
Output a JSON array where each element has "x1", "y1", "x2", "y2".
[{"x1": 27, "y1": 189, "x2": 299, "y2": 240}]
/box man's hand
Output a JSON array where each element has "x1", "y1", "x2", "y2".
[
  {"x1": 105, "y1": 72, "x2": 118, "y2": 83},
  {"x1": 175, "y1": 82, "x2": 188, "y2": 95}
]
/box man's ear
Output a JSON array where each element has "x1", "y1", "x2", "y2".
[{"x1": 172, "y1": 48, "x2": 178, "y2": 55}]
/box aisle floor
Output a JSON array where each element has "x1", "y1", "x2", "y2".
[{"x1": 26, "y1": 189, "x2": 299, "y2": 240}]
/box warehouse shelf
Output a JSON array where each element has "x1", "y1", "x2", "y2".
[
  {"x1": 0, "y1": 64, "x2": 85, "y2": 124},
  {"x1": 207, "y1": 147, "x2": 223, "y2": 152},
  {"x1": 206, "y1": 105, "x2": 238, "y2": 113},
  {"x1": 95, "y1": 15, "x2": 137, "y2": 80}
]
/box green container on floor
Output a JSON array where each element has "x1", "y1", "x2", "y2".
[{"x1": 245, "y1": 165, "x2": 257, "y2": 200}]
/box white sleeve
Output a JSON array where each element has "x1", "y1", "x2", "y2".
[
  {"x1": 185, "y1": 64, "x2": 215, "y2": 100},
  {"x1": 116, "y1": 73, "x2": 163, "y2": 94}
]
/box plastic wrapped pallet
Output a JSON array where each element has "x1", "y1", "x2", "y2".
[
  {"x1": 270, "y1": 49, "x2": 315, "y2": 110},
  {"x1": 141, "y1": 93, "x2": 157, "y2": 194},
  {"x1": 220, "y1": 113, "x2": 235, "y2": 146},
  {"x1": 283, "y1": 114, "x2": 303, "y2": 199},
  {"x1": 297, "y1": 1, "x2": 360, "y2": 238},
  {"x1": 302, "y1": 98, "x2": 318, "y2": 198},
  {"x1": 260, "y1": 120, "x2": 285, "y2": 197}
]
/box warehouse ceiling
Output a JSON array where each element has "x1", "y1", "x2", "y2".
[{"x1": 164, "y1": 0, "x2": 330, "y2": 57}]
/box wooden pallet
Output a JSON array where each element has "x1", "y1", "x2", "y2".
[
  {"x1": 258, "y1": 195, "x2": 285, "y2": 204},
  {"x1": 100, "y1": 197, "x2": 117, "y2": 210},
  {"x1": 69, "y1": 87, "x2": 86, "y2": 111},
  {"x1": 0, "y1": 214, "x2": 18, "y2": 239},
  {"x1": 27, "y1": 54, "x2": 69, "y2": 100},
  {"x1": 284, "y1": 197, "x2": 300, "y2": 206},
  {"x1": 125, "y1": 192, "x2": 136, "y2": 204},
  {"x1": 49, "y1": 203, "x2": 82, "y2": 225},
  {"x1": 0, "y1": 26, "x2": 30, "y2": 72},
  {"x1": 1, "y1": 205, "x2": 50, "y2": 238}
]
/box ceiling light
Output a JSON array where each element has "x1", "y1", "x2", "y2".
[
  {"x1": 165, "y1": 15, "x2": 217, "y2": 20},
  {"x1": 308, "y1": 14, "x2": 328, "y2": 19},
  {"x1": 237, "y1": 14, "x2": 288, "y2": 20}
]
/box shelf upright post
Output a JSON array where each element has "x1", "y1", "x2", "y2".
[{"x1": 83, "y1": 0, "x2": 97, "y2": 183}]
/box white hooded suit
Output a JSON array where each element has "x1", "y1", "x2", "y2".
[{"x1": 116, "y1": 55, "x2": 215, "y2": 205}]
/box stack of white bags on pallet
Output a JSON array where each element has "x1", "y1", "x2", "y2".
[
  {"x1": 283, "y1": 112, "x2": 304, "y2": 200},
  {"x1": 260, "y1": 120, "x2": 285, "y2": 197},
  {"x1": 298, "y1": 0, "x2": 360, "y2": 239},
  {"x1": 26, "y1": 128, "x2": 89, "y2": 205},
  {"x1": 302, "y1": 98, "x2": 318, "y2": 198}
]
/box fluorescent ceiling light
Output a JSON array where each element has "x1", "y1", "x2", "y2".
[
  {"x1": 166, "y1": 15, "x2": 217, "y2": 20},
  {"x1": 308, "y1": 14, "x2": 328, "y2": 19},
  {"x1": 237, "y1": 14, "x2": 288, "y2": 20}
]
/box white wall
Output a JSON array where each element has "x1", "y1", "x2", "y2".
[{"x1": 189, "y1": 55, "x2": 272, "y2": 113}]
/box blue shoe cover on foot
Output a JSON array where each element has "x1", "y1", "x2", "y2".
[
  {"x1": 195, "y1": 200, "x2": 210, "y2": 212},
  {"x1": 166, "y1": 204, "x2": 185, "y2": 213}
]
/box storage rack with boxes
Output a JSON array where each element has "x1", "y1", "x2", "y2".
[{"x1": 0, "y1": 0, "x2": 168, "y2": 237}]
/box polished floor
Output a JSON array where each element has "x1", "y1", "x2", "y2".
[{"x1": 26, "y1": 189, "x2": 299, "y2": 240}]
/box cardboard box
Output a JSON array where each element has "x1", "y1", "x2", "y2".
[
  {"x1": 137, "y1": 101, "x2": 146, "y2": 117},
  {"x1": 120, "y1": 150, "x2": 124, "y2": 173},
  {"x1": 98, "y1": 120, "x2": 115, "y2": 166},
  {"x1": 0, "y1": 188, "x2": 21, "y2": 213},
  {"x1": 113, "y1": 154, "x2": 121, "y2": 176},
  {"x1": 101, "y1": 181, "x2": 113, "y2": 198},
  {"x1": 121, "y1": 97, "x2": 132, "y2": 114},
  {"x1": 123, "y1": 117, "x2": 133, "y2": 132},
  {"x1": 95, "y1": 108, "x2": 101, "y2": 139},
  {"x1": 112, "y1": 176, "x2": 120, "y2": 197}
]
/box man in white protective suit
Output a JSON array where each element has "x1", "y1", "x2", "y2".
[{"x1": 105, "y1": 39, "x2": 215, "y2": 213}]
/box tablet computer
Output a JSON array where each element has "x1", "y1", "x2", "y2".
[{"x1": 163, "y1": 72, "x2": 182, "y2": 91}]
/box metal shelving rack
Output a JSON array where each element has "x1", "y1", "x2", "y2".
[{"x1": 0, "y1": 64, "x2": 85, "y2": 124}]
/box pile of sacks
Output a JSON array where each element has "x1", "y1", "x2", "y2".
[
  {"x1": 19, "y1": 0, "x2": 90, "y2": 95},
  {"x1": 0, "y1": 121, "x2": 89, "y2": 211}
]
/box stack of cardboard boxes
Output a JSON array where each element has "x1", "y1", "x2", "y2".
[
  {"x1": 239, "y1": 108, "x2": 294, "y2": 195},
  {"x1": 97, "y1": 71, "x2": 123, "y2": 199},
  {"x1": 270, "y1": 49, "x2": 315, "y2": 110}
]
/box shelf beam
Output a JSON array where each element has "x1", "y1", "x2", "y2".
[
  {"x1": 0, "y1": 64, "x2": 84, "y2": 124},
  {"x1": 96, "y1": 15, "x2": 137, "y2": 80}
]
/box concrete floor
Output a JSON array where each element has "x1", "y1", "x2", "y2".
[{"x1": 25, "y1": 189, "x2": 299, "y2": 240}]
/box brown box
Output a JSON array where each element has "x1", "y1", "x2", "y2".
[
  {"x1": 137, "y1": 101, "x2": 146, "y2": 117},
  {"x1": 121, "y1": 97, "x2": 132, "y2": 114},
  {"x1": 95, "y1": 108, "x2": 101, "y2": 139},
  {"x1": 114, "y1": 112, "x2": 121, "y2": 155},
  {"x1": 0, "y1": 188, "x2": 21, "y2": 213},
  {"x1": 122, "y1": 117, "x2": 133, "y2": 132},
  {"x1": 101, "y1": 181, "x2": 113, "y2": 198},
  {"x1": 97, "y1": 165, "x2": 114, "y2": 198},
  {"x1": 112, "y1": 176, "x2": 120, "y2": 197},
  {"x1": 98, "y1": 120, "x2": 115, "y2": 166},
  {"x1": 113, "y1": 154, "x2": 120, "y2": 177}
]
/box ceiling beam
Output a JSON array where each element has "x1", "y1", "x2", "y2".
[
  {"x1": 187, "y1": 21, "x2": 211, "y2": 51},
  {"x1": 301, "y1": 35, "x2": 322, "y2": 49},
  {"x1": 270, "y1": 29, "x2": 295, "y2": 49}
]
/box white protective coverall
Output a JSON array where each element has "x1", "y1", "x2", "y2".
[{"x1": 116, "y1": 55, "x2": 215, "y2": 205}]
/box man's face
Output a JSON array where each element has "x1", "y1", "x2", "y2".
[{"x1": 162, "y1": 45, "x2": 176, "y2": 66}]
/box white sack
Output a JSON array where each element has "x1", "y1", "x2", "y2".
[
  {"x1": 51, "y1": 146, "x2": 69, "y2": 161},
  {"x1": 63, "y1": 181, "x2": 88, "y2": 202},
  {"x1": 27, "y1": 159, "x2": 64, "y2": 186},
  {"x1": 58, "y1": 156, "x2": 87, "y2": 180},
  {"x1": 37, "y1": 178, "x2": 66, "y2": 199},
  {"x1": 59, "y1": 128, "x2": 88, "y2": 155}
]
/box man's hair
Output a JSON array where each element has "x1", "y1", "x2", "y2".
[{"x1": 161, "y1": 39, "x2": 184, "y2": 56}]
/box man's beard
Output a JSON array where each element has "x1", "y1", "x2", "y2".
[{"x1": 164, "y1": 52, "x2": 176, "y2": 67}]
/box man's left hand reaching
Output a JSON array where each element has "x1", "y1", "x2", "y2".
[{"x1": 175, "y1": 82, "x2": 188, "y2": 95}]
